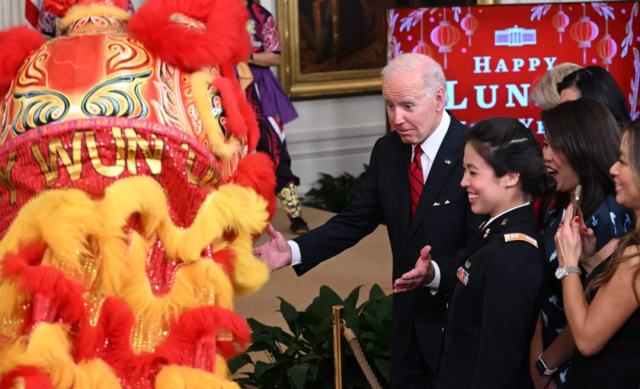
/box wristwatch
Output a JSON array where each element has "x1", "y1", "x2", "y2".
[
  {"x1": 536, "y1": 354, "x2": 557, "y2": 376},
  {"x1": 555, "y1": 265, "x2": 582, "y2": 279}
]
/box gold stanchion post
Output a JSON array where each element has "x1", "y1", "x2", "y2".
[{"x1": 333, "y1": 305, "x2": 345, "y2": 389}]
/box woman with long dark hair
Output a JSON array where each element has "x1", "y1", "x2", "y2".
[
  {"x1": 554, "y1": 119, "x2": 640, "y2": 388},
  {"x1": 530, "y1": 98, "x2": 631, "y2": 389},
  {"x1": 435, "y1": 117, "x2": 554, "y2": 389},
  {"x1": 558, "y1": 65, "x2": 632, "y2": 126},
  {"x1": 530, "y1": 63, "x2": 580, "y2": 226}
]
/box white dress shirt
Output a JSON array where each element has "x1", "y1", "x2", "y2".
[{"x1": 288, "y1": 113, "x2": 452, "y2": 279}]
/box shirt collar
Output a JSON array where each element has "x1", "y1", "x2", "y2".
[
  {"x1": 412, "y1": 111, "x2": 450, "y2": 161},
  {"x1": 482, "y1": 202, "x2": 531, "y2": 230}
]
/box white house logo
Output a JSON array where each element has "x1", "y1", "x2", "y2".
[{"x1": 495, "y1": 25, "x2": 536, "y2": 47}]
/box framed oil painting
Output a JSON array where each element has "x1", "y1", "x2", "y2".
[{"x1": 277, "y1": 0, "x2": 492, "y2": 99}]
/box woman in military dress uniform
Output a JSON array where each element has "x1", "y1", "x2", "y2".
[{"x1": 435, "y1": 117, "x2": 555, "y2": 389}]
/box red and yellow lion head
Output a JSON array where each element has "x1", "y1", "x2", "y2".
[{"x1": 0, "y1": 0, "x2": 275, "y2": 387}]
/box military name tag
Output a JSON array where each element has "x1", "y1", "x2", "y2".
[{"x1": 457, "y1": 266, "x2": 470, "y2": 286}]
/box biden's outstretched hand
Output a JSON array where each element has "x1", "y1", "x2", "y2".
[
  {"x1": 253, "y1": 224, "x2": 293, "y2": 272},
  {"x1": 393, "y1": 245, "x2": 434, "y2": 293}
]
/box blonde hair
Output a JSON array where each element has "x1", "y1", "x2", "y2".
[{"x1": 530, "y1": 63, "x2": 581, "y2": 109}]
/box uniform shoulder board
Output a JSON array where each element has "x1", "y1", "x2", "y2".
[{"x1": 504, "y1": 233, "x2": 538, "y2": 248}]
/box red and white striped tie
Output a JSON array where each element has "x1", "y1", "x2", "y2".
[{"x1": 409, "y1": 145, "x2": 425, "y2": 219}]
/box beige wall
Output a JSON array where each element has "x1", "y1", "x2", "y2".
[{"x1": 0, "y1": 0, "x2": 27, "y2": 28}]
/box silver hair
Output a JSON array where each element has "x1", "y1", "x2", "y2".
[{"x1": 381, "y1": 53, "x2": 447, "y2": 99}]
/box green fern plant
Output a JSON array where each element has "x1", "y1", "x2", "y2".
[
  {"x1": 303, "y1": 165, "x2": 368, "y2": 214},
  {"x1": 229, "y1": 284, "x2": 392, "y2": 389}
]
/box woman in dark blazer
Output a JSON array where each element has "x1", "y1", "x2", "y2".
[{"x1": 435, "y1": 117, "x2": 555, "y2": 389}]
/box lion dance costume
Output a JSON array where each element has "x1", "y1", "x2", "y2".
[{"x1": 0, "y1": 0, "x2": 276, "y2": 388}]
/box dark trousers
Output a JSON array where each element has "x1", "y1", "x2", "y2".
[
  {"x1": 390, "y1": 325, "x2": 434, "y2": 389},
  {"x1": 256, "y1": 132, "x2": 300, "y2": 192},
  {"x1": 247, "y1": 80, "x2": 300, "y2": 193}
]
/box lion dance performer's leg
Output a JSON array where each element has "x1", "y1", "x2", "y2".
[
  {"x1": 246, "y1": 85, "x2": 309, "y2": 234},
  {"x1": 241, "y1": 0, "x2": 309, "y2": 235},
  {"x1": 0, "y1": 0, "x2": 275, "y2": 388}
]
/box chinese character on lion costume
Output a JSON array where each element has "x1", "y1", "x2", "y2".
[{"x1": 0, "y1": 0, "x2": 277, "y2": 387}]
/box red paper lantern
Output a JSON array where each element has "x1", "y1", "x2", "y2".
[
  {"x1": 597, "y1": 34, "x2": 617, "y2": 68},
  {"x1": 570, "y1": 16, "x2": 599, "y2": 63},
  {"x1": 412, "y1": 41, "x2": 434, "y2": 57},
  {"x1": 570, "y1": 16, "x2": 599, "y2": 48},
  {"x1": 431, "y1": 21, "x2": 460, "y2": 69},
  {"x1": 461, "y1": 13, "x2": 478, "y2": 46},
  {"x1": 431, "y1": 21, "x2": 460, "y2": 53},
  {"x1": 552, "y1": 10, "x2": 569, "y2": 43},
  {"x1": 552, "y1": 11, "x2": 569, "y2": 32}
]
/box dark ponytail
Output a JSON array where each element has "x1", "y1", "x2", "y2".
[{"x1": 465, "y1": 117, "x2": 556, "y2": 199}]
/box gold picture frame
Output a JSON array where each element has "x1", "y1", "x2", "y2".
[
  {"x1": 276, "y1": 0, "x2": 499, "y2": 99},
  {"x1": 276, "y1": 0, "x2": 384, "y2": 99}
]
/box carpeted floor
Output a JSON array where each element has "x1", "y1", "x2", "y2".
[{"x1": 238, "y1": 205, "x2": 393, "y2": 331}]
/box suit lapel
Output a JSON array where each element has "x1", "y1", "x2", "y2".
[
  {"x1": 397, "y1": 142, "x2": 413, "y2": 237},
  {"x1": 409, "y1": 144, "x2": 458, "y2": 238},
  {"x1": 462, "y1": 227, "x2": 492, "y2": 259},
  {"x1": 447, "y1": 225, "x2": 489, "y2": 298}
]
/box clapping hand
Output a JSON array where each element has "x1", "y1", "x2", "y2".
[
  {"x1": 393, "y1": 246, "x2": 434, "y2": 293},
  {"x1": 252, "y1": 224, "x2": 293, "y2": 272},
  {"x1": 554, "y1": 204, "x2": 582, "y2": 267}
]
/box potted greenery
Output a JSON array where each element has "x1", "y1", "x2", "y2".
[
  {"x1": 303, "y1": 165, "x2": 368, "y2": 214},
  {"x1": 230, "y1": 284, "x2": 392, "y2": 389}
]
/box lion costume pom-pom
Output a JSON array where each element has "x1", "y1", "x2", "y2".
[
  {"x1": 43, "y1": 0, "x2": 78, "y2": 17},
  {"x1": 127, "y1": 0, "x2": 251, "y2": 71},
  {"x1": 0, "y1": 27, "x2": 45, "y2": 96}
]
